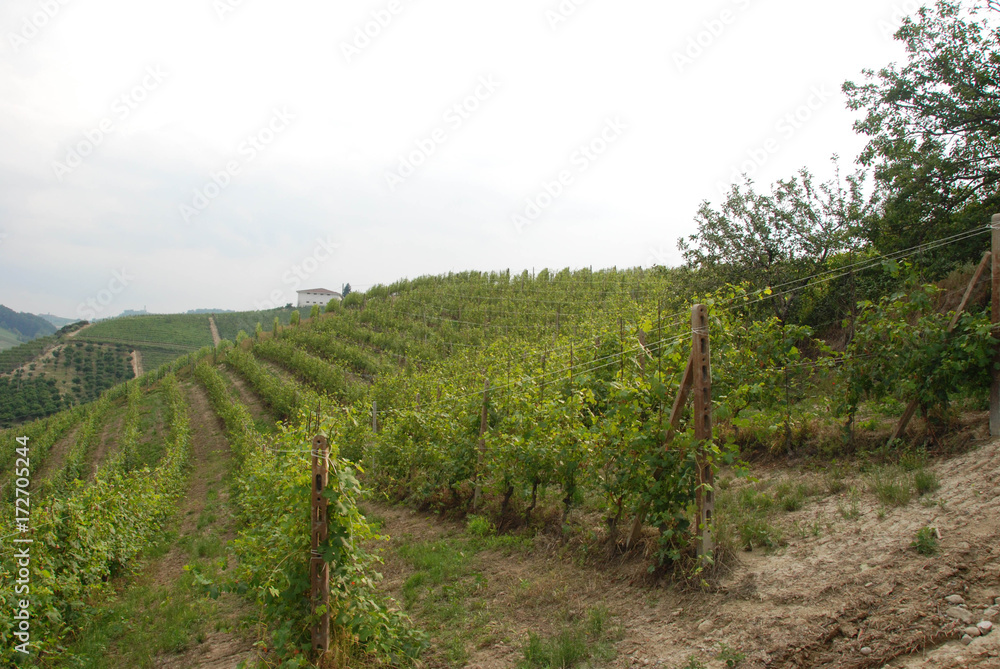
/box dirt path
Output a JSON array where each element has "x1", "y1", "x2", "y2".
[
  {"x1": 65, "y1": 323, "x2": 91, "y2": 338},
  {"x1": 131, "y1": 349, "x2": 143, "y2": 378},
  {"x1": 28, "y1": 423, "x2": 82, "y2": 486},
  {"x1": 87, "y1": 410, "x2": 124, "y2": 481},
  {"x1": 150, "y1": 381, "x2": 256, "y2": 668},
  {"x1": 370, "y1": 437, "x2": 1000, "y2": 669},
  {"x1": 209, "y1": 317, "x2": 221, "y2": 347},
  {"x1": 217, "y1": 365, "x2": 271, "y2": 421}
]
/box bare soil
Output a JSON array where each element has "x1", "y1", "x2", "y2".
[
  {"x1": 209, "y1": 317, "x2": 221, "y2": 348},
  {"x1": 132, "y1": 349, "x2": 144, "y2": 377},
  {"x1": 371, "y1": 433, "x2": 1000, "y2": 669}
]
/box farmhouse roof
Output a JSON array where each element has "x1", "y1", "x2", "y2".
[{"x1": 296, "y1": 288, "x2": 339, "y2": 295}]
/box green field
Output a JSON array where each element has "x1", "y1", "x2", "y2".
[
  {"x1": 79, "y1": 314, "x2": 214, "y2": 349},
  {"x1": 212, "y1": 307, "x2": 297, "y2": 342},
  {"x1": 0, "y1": 327, "x2": 21, "y2": 352}
]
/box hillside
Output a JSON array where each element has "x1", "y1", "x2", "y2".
[
  {"x1": 0, "y1": 305, "x2": 56, "y2": 344},
  {"x1": 0, "y1": 308, "x2": 301, "y2": 427},
  {"x1": 1, "y1": 257, "x2": 998, "y2": 668},
  {"x1": 38, "y1": 313, "x2": 79, "y2": 328}
]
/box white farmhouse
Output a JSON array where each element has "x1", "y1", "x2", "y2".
[{"x1": 297, "y1": 288, "x2": 342, "y2": 308}]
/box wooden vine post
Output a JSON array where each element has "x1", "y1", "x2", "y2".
[
  {"x1": 992, "y1": 213, "x2": 1000, "y2": 436},
  {"x1": 310, "y1": 434, "x2": 331, "y2": 658},
  {"x1": 691, "y1": 304, "x2": 715, "y2": 557},
  {"x1": 472, "y1": 379, "x2": 490, "y2": 510},
  {"x1": 627, "y1": 304, "x2": 714, "y2": 556}
]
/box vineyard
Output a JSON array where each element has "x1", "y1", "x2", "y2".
[{"x1": 1, "y1": 225, "x2": 999, "y2": 667}]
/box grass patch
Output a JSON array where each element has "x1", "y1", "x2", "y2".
[
  {"x1": 866, "y1": 465, "x2": 913, "y2": 507},
  {"x1": 519, "y1": 606, "x2": 622, "y2": 668},
  {"x1": 914, "y1": 469, "x2": 940, "y2": 496},
  {"x1": 715, "y1": 482, "x2": 788, "y2": 552},
  {"x1": 911, "y1": 526, "x2": 939, "y2": 556}
]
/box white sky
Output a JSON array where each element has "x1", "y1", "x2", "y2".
[{"x1": 0, "y1": 0, "x2": 925, "y2": 318}]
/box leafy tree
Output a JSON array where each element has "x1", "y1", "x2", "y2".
[
  {"x1": 843, "y1": 1, "x2": 1000, "y2": 270},
  {"x1": 342, "y1": 282, "x2": 352, "y2": 297},
  {"x1": 678, "y1": 160, "x2": 869, "y2": 320},
  {"x1": 325, "y1": 297, "x2": 341, "y2": 313},
  {"x1": 289, "y1": 310, "x2": 300, "y2": 326},
  {"x1": 309, "y1": 304, "x2": 320, "y2": 320}
]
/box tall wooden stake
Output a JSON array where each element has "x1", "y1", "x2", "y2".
[
  {"x1": 691, "y1": 304, "x2": 715, "y2": 557},
  {"x1": 310, "y1": 434, "x2": 331, "y2": 658},
  {"x1": 992, "y1": 214, "x2": 1000, "y2": 437},
  {"x1": 472, "y1": 379, "x2": 491, "y2": 510}
]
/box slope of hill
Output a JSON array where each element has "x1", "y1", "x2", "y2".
[
  {"x1": 0, "y1": 304, "x2": 56, "y2": 340},
  {"x1": 38, "y1": 313, "x2": 79, "y2": 328},
  {"x1": 0, "y1": 326, "x2": 21, "y2": 351}
]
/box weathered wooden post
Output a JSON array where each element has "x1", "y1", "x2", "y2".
[
  {"x1": 310, "y1": 434, "x2": 331, "y2": 657},
  {"x1": 992, "y1": 214, "x2": 1000, "y2": 436},
  {"x1": 472, "y1": 379, "x2": 490, "y2": 510},
  {"x1": 691, "y1": 304, "x2": 715, "y2": 557}
]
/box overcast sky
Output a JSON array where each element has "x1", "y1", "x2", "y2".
[{"x1": 1, "y1": 0, "x2": 925, "y2": 318}]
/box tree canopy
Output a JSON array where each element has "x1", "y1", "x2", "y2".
[{"x1": 843, "y1": 0, "x2": 1000, "y2": 267}]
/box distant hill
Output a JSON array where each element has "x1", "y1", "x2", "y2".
[
  {"x1": 38, "y1": 313, "x2": 79, "y2": 328},
  {"x1": 186, "y1": 308, "x2": 235, "y2": 314},
  {"x1": 0, "y1": 305, "x2": 56, "y2": 341}
]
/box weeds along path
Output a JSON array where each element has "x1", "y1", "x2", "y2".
[{"x1": 368, "y1": 437, "x2": 1000, "y2": 668}]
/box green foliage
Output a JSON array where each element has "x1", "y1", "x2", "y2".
[
  {"x1": 914, "y1": 469, "x2": 940, "y2": 496},
  {"x1": 0, "y1": 374, "x2": 192, "y2": 662},
  {"x1": 224, "y1": 347, "x2": 302, "y2": 420},
  {"x1": 844, "y1": 1, "x2": 1000, "y2": 269},
  {"x1": 79, "y1": 314, "x2": 213, "y2": 349},
  {"x1": 866, "y1": 465, "x2": 913, "y2": 507},
  {"x1": 326, "y1": 298, "x2": 342, "y2": 313},
  {"x1": 678, "y1": 160, "x2": 869, "y2": 321},
  {"x1": 290, "y1": 310, "x2": 301, "y2": 326},
  {"x1": 343, "y1": 292, "x2": 364, "y2": 309},
  {"x1": 310, "y1": 304, "x2": 320, "y2": 320},
  {"x1": 194, "y1": 363, "x2": 425, "y2": 664},
  {"x1": 839, "y1": 271, "x2": 996, "y2": 427},
  {"x1": 252, "y1": 338, "x2": 363, "y2": 404},
  {"x1": 717, "y1": 642, "x2": 746, "y2": 668},
  {"x1": 912, "y1": 526, "x2": 939, "y2": 556}
]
